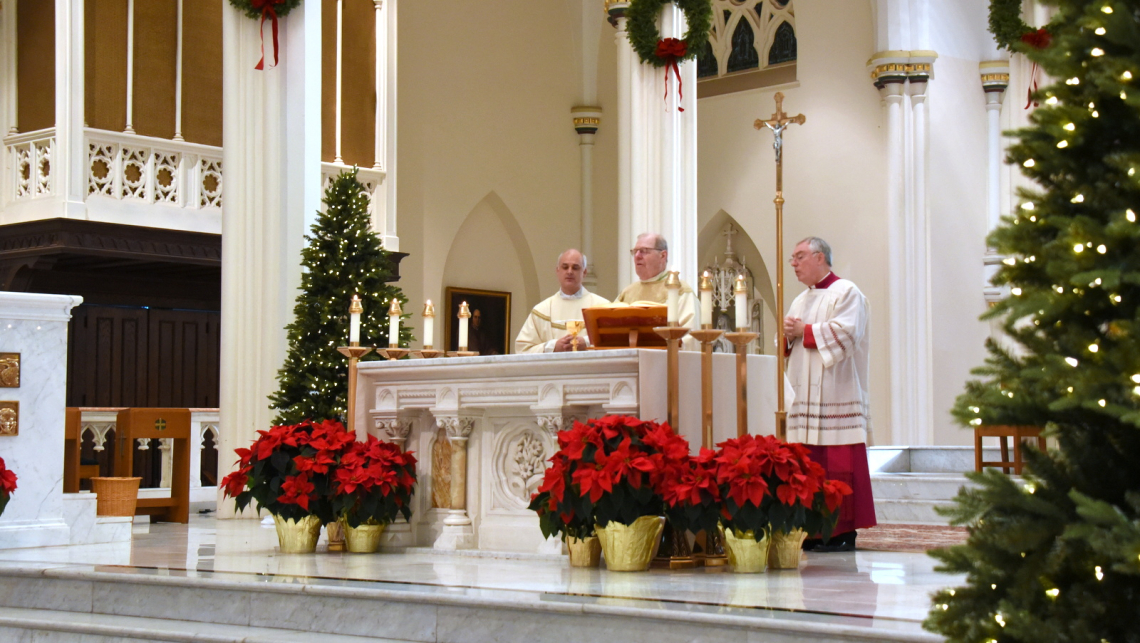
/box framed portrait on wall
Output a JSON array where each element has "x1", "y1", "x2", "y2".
[{"x1": 444, "y1": 287, "x2": 512, "y2": 356}]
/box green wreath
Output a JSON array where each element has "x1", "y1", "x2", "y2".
[
  {"x1": 229, "y1": 0, "x2": 303, "y2": 21},
  {"x1": 626, "y1": 0, "x2": 713, "y2": 67},
  {"x1": 988, "y1": 0, "x2": 1033, "y2": 51}
]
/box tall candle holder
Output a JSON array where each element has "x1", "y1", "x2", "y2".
[
  {"x1": 654, "y1": 272, "x2": 689, "y2": 431},
  {"x1": 725, "y1": 330, "x2": 760, "y2": 437},
  {"x1": 688, "y1": 327, "x2": 725, "y2": 449}
]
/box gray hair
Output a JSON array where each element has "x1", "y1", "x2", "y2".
[
  {"x1": 798, "y1": 236, "x2": 832, "y2": 266},
  {"x1": 557, "y1": 249, "x2": 588, "y2": 273},
  {"x1": 636, "y1": 232, "x2": 668, "y2": 253}
]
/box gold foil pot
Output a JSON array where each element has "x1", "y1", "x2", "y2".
[
  {"x1": 273, "y1": 514, "x2": 323, "y2": 554},
  {"x1": 720, "y1": 524, "x2": 770, "y2": 573},
  {"x1": 768, "y1": 528, "x2": 806, "y2": 569},
  {"x1": 566, "y1": 535, "x2": 602, "y2": 568},
  {"x1": 342, "y1": 519, "x2": 387, "y2": 553},
  {"x1": 596, "y1": 515, "x2": 665, "y2": 572}
]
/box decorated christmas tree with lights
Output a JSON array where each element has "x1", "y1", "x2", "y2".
[
  {"x1": 269, "y1": 170, "x2": 412, "y2": 425},
  {"x1": 926, "y1": 2, "x2": 1140, "y2": 641}
]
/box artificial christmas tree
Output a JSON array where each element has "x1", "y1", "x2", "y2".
[
  {"x1": 926, "y1": 2, "x2": 1140, "y2": 642},
  {"x1": 269, "y1": 170, "x2": 413, "y2": 425}
]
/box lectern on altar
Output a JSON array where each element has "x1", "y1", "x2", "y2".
[{"x1": 355, "y1": 350, "x2": 790, "y2": 553}]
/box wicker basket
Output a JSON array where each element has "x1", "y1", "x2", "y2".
[{"x1": 90, "y1": 477, "x2": 142, "y2": 517}]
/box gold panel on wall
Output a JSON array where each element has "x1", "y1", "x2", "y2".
[
  {"x1": 133, "y1": 0, "x2": 179, "y2": 140},
  {"x1": 321, "y1": 0, "x2": 377, "y2": 167},
  {"x1": 85, "y1": 0, "x2": 129, "y2": 133},
  {"x1": 0, "y1": 354, "x2": 19, "y2": 388},
  {"x1": 0, "y1": 401, "x2": 16, "y2": 436},
  {"x1": 181, "y1": 0, "x2": 223, "y2": 147},
  {"x1": 17, "y1": 0, "x2": 55, "y2": 133}
]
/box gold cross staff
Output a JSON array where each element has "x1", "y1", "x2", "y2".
[{"x1": 754, "y1": 91, "x2": 805, "y2": 442}]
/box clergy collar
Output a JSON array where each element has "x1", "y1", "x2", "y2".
[
  {"x1": 558, "y1": 286, "x2": 587, "y2": 300},
  {"x1": 812, "y1": 272, "x2": 839, "y2": 289},
  {"x1": 642, "y1": 269, "x2": 669, "y2": 283}
]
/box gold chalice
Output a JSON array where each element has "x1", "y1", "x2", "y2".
[{"x1": 565, "y1": 320, "x2": 585, "y2": 352}]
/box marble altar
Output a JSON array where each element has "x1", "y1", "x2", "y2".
[{"x1": 356, "y1": 349, "x2": 790, "y2": 553}]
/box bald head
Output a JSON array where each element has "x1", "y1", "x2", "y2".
[{"x1": 556, "y1": 248, "x2": 587, "y2": 295}]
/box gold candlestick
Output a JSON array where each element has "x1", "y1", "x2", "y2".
[
  {"x1": 653, "y1": 323, "x2": 690, "y2": 431},
  {"x1": 337, "y1": 345, "x2": 375, "y2": 436},
  {"x1": 725, "y1": 331, "x2": 760, "y2": 437},
  {"x1": 378, "y1": 347, "x2": 409, "y2": 360},
  {"x1": 689, "y1": 328, "x2": 725, "y2": 449},
  {"x1": 566, "y1": 320, "x2": 585, "y2": 352},
  {"x1": 414, "y1": 349, "x2": 443, "y2": 359}
]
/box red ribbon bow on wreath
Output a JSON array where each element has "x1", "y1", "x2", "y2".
[
  {"x1": 1020, "y1": 28, "x2": 1051, "y2": 109},
  {"x1": 252, "y1": 0, "x2": 286, "y2": 70},
  {"x1": 655, "y1": 37, "x2": 687, "y2": 112}
]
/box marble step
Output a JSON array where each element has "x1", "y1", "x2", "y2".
[
  {"x1": 0, "y1": 607, "x2": 413, "y2": 643},
  {"x1": 874, "y1": 498, "x2": 958, "y2": 525},
  {"x1": 871, "y1": 473, "x2": 973, "y2": 501},
  {"x1": 0, "y1": 566, "x2": 942, "y2": 643}
]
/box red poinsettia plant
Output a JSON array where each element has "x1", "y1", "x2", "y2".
[
  {"x1": 0, "y1": 456, "x2": 16, "y2": 517},
  {"x1": 528, "y1": 415, "x2": 689, "y2": 538},
  {"x1": 330, "y1": 435, "x2": 417, "y2": 528},
  {"x1": 662, "y1": 447, "x2": 722, "y2": 536},
  {"x1": 220, "y1": 419, "x2": 356, "y2": 523},
  {"x1": 713, "y1": 434, "x2": 853, "y2": 542}
]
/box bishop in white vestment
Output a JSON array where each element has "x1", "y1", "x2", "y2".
[
  {"x1": 515, "y1": 249, "x2": 610, "y2": 353},
  {"x1": 784, "y1": 237, "x2": 876, "y2": 551}
]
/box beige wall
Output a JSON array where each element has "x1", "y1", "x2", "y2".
[{"x1": 397, "y1": 0, "x2": 618, "y2": 349}]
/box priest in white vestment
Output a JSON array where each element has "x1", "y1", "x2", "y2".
[
  {"x1": 515, "y1": 249, "x2": 610, "y2": 353},
  {"x1": 615, "y1": 233, "x2": 699, "y2": 346},
  {"x1": 783, "y1": 236, "x2": 876, "y2": 551}
]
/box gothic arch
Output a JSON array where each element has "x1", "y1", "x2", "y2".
[
  {"x1": 441, "y1": 192, "x2": 540, "y2": 350},
  {"x1": 698, "y1": 210, "x2": 776, "y2": 320}
]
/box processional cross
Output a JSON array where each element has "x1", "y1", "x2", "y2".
[{"x1": 753, "y1": 92, "x2": 805, "y2": 441}]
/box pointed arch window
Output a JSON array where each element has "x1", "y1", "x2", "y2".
[{"x1": 696, "y1": 0, "x2": 797, "y2": 98}]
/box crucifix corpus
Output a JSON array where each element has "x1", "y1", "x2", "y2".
[{"x1": 754, "y1": 91, "x2": 805, "y2": 441}]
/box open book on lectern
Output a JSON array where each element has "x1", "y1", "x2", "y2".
[{"x1": 581, "y1": 302, "x2": 668, "y2": 349}]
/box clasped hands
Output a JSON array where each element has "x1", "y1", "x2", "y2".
[{"x1": 783, "y1": 316, "x2": 805, "y2": 339}]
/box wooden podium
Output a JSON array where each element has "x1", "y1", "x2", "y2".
[
  {"x1": 114, "y1": 408, "x2": 191, "y2": 523},
  {"x1": 582, "y1": 305, "x2": 669, "y2": 349}
]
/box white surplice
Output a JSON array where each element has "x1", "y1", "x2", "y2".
[
  {"x1": 785, "y1": 274, "x2": 871, "y2": 446},
  {"x1": 514, "y1": 287, "x2": 611, "y2": 353}
]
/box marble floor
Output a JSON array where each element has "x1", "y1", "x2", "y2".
[{"x1": 0, "y1": 515, "x2": 963, "y2": 639}]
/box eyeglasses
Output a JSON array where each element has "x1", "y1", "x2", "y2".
[
  {"x1": 630, "y1": 247, "x2": 662, "y2": 257},
  {"x1": 789, "y1": 251, "x2": 820, "y2": 264}
]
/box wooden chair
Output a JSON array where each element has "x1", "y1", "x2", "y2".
[
  {"x1": 974, "y1": 425, "x2": 1045, "y2": 475},
  {"x1": 113, "y1": 408, "x2": 191, "y2": 523}
]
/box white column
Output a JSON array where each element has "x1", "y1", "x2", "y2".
[
  {"x1": 612, "y1": 6, "x2": 633, "y2": 288},
  {"x1": 980, "y1": 61, "x2": 1010, "y2": 304},
  {"x1": 611, "y1": 3, "x2": 698, "y2": 283},
  {"x1": 907, "y1": 76, "x2": 933, "y2": 446},
  {"x1": 124, "y1": 0, "x2": 136, "y2": 134},
  {"x1": 1, "y1": 1, "x2": 17, "y2": 136},
  {"x1": 333, "y1": 0, "x2": 344, "y2": 164},
  {"x1": 572, "y1": 106, "x2": 601, "y2": 287},
  {"x1": 373, "y1": 0, "x2": 386, "y2": 170},
  {"x1": 55, "y1": 0, "x2": 86, "y2": 219},
  {"x1": 174, "y1": 0, "x2": 184, "y2": 141},
  {"x1": 367, "y1": 0, "x2": 398, "y2": 250},
  {"x1": 218, "y1": 1, "x2": 319, "y2": 518}
]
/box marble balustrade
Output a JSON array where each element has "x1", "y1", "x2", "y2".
[{"x1": 356, "y1": 349, "x2": 786, "y2": 553}]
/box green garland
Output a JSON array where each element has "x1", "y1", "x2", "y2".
[
  {"x1": 988, "y1": 0, "x2": 1033, "y2": 51},
  {"x1": 229, "y1": 0, "x2": 303, "y2": 21},
  {"x1": 626, "y1": 0, "x2": 713, "y2": 67}
]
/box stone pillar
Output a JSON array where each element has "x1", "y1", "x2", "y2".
[
  {"x1": 870, "y1": 51, "x2": 936, "y2": 446},
  {"x1": 217, "y1": 3, "x2": 321, "y2": 517},
  {"x1": 980, "y1": 61, "x2": 1010, "y2": 305},
  {"x1": 433, "y1": 415, "x2": 475, "y2": 550},
  {"x1": 371, "y1": 0, "x2": 399, "y2": 249},
  {"x1": 572, "y1": 107, "x2": 601, "y2": 288},
  {"x1": 375, "y1": 414, "x2": 414, "y2": 546},
  {"x1": 608, "y1": 1, "x2": 698, "y2": 284},
  {"x1": 55, "y1": 0, "x2": 87, "y2": 219}
]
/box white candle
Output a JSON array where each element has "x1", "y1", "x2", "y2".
[
  {"x1": 458, "y1": 302, "x2": 470, "y2": 349},
  {"x1": 423, "y1": 300, "x2": 435, "y2": 347},
  {"x1": 387, "y1": 299, "x2": 402, "y2": 348},
  {"x1": 349, "y1": 295, "x2": 361, "y2": 344},
  {"x1": 734, "y1": 276, "x2": 748, "y2": 330},
  {"x1": 665, "y1": 271, "x2": 680, "y2": 324},
  {"x1": 699, "y1": 271, "x2": 713, "y2": 328}
]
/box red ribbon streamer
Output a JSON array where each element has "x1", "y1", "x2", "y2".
[
  {"x1": 655, "y1": 38, "x2": 687, "y2": 112},
  {"x1": 252, "y1": 0, "x2": 285, "y2": 71},
  {"x1": 1020, "y1": 29, "x2": 1051, "y2": 109}
]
